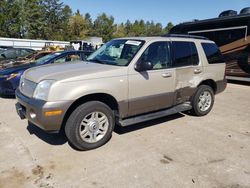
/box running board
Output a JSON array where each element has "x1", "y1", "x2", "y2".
[{"x1": 119, "y1": 103, "x2": 192, "y2": 127}]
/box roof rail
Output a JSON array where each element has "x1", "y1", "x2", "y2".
[{"x1": 162, "y1": 34, "x2": 209, "y2": 40}]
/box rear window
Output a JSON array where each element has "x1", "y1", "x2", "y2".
[
  {"x1": 172, "y1": 41, "x2": 199, "y2": 67},
  {"x1": 201, "y1": 43, "x2": 223, "y2": 64}
]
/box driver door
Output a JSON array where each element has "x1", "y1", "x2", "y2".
[{"x1": 128, "y1": 41, "x2": 175, "y2": 117}]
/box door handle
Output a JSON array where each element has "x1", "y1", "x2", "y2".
[
  {"x1": 194, "y1": 68, "x2": 202, "y2": 74},
  {"x1": 162, "y1": 72, "x2": 172, "y2": 78}
]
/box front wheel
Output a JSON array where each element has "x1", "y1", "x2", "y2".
[
  {"x1": 190, "y1": 85, "x2": 214, "y2": 116},
  {"x1": 65, "y1": 101, "x2": 115, "y2": 150}
]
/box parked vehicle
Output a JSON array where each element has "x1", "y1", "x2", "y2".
[
  {"x1": 65, "y1": 40, "x2": 96, "y2": 52},
  {"x1": 15, "y1": 35, "x2": 227, "y2": 150},
  {"x1": 170, "y1": 7, "x2": 250, "y2": 82},
  {"x1": 0, "y1": 46, "x2": 13, "y2": 53},
  {"x1": 42, "y1": 42, "x2": 65, "y2": 52},
  {"x1": 0, "y1": 50, "x2": 90, "y2": 96},
  {"x1": 0, "y1": 48, "x2": 35, "y2": 63},
  {"x1": 0, "y1": 51, "x2": 52, "y2": 69}
]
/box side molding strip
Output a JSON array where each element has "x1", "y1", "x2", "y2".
[{"x1": 119, "y1": 102, "x2": 192, "y2": 127}]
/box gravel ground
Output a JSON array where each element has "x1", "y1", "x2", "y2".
[{"x1": 0, "y1": 82, "x2": 250, "y2": 188}]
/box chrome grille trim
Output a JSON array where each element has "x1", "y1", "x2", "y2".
[{"x1": 19, "y1": 78, "x2": 37, "y2": 98}]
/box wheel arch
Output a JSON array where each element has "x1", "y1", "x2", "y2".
[
  {"x1": 198, "y1": 79, "x2": 217, "y2": 94},
  {"x1": 61, "y1": 93, "x2": 120, "y2": 133}
]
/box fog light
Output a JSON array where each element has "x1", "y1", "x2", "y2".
[{"x1": 30, "y1": 110, "x2": 37, "y2": 119}]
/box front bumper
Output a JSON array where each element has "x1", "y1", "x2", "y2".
[
  {"x1": 15, "y1": 89, "x2": 73, "y2": 132},
  {"x1": 0, "y1": 78, "x2": 16, "y2": 96}
]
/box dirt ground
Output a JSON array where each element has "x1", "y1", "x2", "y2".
[{"x1": 0, "y1": 82, "x2": 250, "y2": 188}]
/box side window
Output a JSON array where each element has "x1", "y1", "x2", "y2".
[
  {"x1": 54, "y1": 54, "x2": 81, "y2": 64},
  {"x1": 69, "y1": 54, "x2": 81, "y2": 61},
  {"x1": 140, "y1": 42, "x2": 170, "y2": 70},
  {"x1": 54, "y1": 56, "x2": 66, "y2": 64},
  {"x1": 172, "y1": 41, "x2": 199, "y2": 67},
  {"x1": 4, "y1": 49, "x2": 16, "y2": 59},
  {"x1": 20, "y1": 49, "x2": 30, "y2": 56},
  {"x1": 201, "y1": 43, "x2": 223, "y2": 64}
]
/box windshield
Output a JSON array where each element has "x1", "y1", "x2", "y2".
[
  {"x1": 87, "y1": 39, "x2": 145, "y2": 66},
  {"x1": 34, "y1": 52, "x2": 62, "y2": 65}
]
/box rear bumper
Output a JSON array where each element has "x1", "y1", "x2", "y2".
[
  {"x1": 15, "y1": 89, "x2": 73, "y2": 132},
  {"x1": 216, "y1": 79, "x2": 227, "y2": 94}
]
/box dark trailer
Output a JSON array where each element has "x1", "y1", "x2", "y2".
[{"x1": 170, "y1": 8, "x2": 250, "y2": 82}]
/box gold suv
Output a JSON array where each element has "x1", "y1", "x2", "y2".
[{"x1": 15, "y1": 35, "x2": 227, "y2": 150}]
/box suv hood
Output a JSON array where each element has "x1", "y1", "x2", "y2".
[{"x1": 24, "y1": 61, "x2": 128, "y2": 83}]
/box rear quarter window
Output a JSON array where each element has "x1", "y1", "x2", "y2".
[{"x1": 201, "y1": 43, "x2": 224, "y2": 64}]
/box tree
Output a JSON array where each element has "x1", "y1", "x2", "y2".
[
  {"x1": 93, "y1": 13, "x2": 116, "y2": 42},
  {"x1": 153, "y1": 23, "x2": 163, "y2": 35},
  {"x1": 60, "y1": 5, "x2": 72, "y2": 40},
  {"x1": 84, "y1": 13, "x2": 93, "y2": 36},
  {"x1": 0, "y1": 0, "x2": 7, "y2": 37},
  {"x1": 2, "y1": 0, "x2": 24, "y2": 38},
  {"x1": 113, "y1": 23, "x2": 126, "y2": 38},
  {"x1": 68, "y1": 10, "x2": 88, "y2": 40},
  {"x1": 41, "y1": 0, "x2": 72, "y2": 40},
  {"x1": 164, "y1": 22, "x2": 174, "y2": 34},
  {"x1": 131, "y1": 20, "x2": 146, "y2": 36},
  {"x1": 23, "y1": 0, "x2": 47, "y2": 39},
  {"x1": 124, "y1": 20, "x2": 132, "y2": 36},
  {"x1": 0, "y1": 1, "x2": 174, "y2": 41}
]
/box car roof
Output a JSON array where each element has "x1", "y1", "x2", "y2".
[
  {"x1": 116, "y1": 35, "x2": 213, "y2": 43},
  {"x1": 52, "y1": 50, "x2": 85, "y2": 53},
  {"x1": 4, "y1": 48, "x2": 35, "y2": 51}
]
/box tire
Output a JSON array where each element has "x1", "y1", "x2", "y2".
[
  {"x1": 237, "y1": 53, "x2": 250, "y2": 74},
  {"x1": 190, "y1": 85, "x2": 214, "y2": 116},
  {"x1": 65, "y1": 101, "x2": 115, "y2": 150}
]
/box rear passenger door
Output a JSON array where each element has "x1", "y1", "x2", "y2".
[{"x1": 170, "y1": 40, "x2": 202, "y2": 104}]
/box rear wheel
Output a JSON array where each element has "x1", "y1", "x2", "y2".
[
  {"x1": 237, "y1": 46, "x2": 250, "y2": 74},
  {"x1": 191, "y1": 85, "x2": 214, "y2": 116},
  {"x1": 65, "y1": 101, "x2": 115, "y2": 150}
]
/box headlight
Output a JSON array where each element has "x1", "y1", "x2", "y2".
[
  {"x1": 33, "y1": 80, "x2": 55, "y2": 101},
  {"x1": 19, "y1": 75, "x2": 24, "y2": 88},
  {"x1": 6, "y1": 73, "x2": 20, "y2": 80}
]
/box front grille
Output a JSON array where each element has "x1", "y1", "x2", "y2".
[
  {"x1": 1, "y1": 80, "x2": 13, "y2": 90},
  {"x1": 19, "y1": 78, "x2": 37, "y2": 98}
]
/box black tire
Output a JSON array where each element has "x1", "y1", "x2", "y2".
[
  {"x1": 65, "y1": 101, "x2": 115, "y2": 151},
  {"x1": 190, "y1": 85, "x2": 214, "y2": 116},
  {"x1": 237, "y1": 53, "x2": 250, "y2": 74}
]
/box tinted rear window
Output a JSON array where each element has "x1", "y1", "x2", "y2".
[
  {"x1": 201, "y1": 43, "x2": 223, "y2": 64},
  {"x1": 172, "y1": 41, "x2": 199, "y2": 67}
]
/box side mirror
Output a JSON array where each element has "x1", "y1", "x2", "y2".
[
  {"x1": 135, "y1": 61, "x2": 153, "y2": 72},
  {"x1": 1, "y1": 54, "x2": 6, "y2": 58}
]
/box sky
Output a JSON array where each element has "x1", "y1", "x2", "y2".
[{"x1": 62, "y1": 0, "x2": 249, "y2": 26}]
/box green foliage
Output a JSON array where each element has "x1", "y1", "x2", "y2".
[
  {"x1": 41, "y1": 0, "x2": 72, "y2": 40},
  {"x1": 0, "y1": 0, "x2": 7, "y2": 37},
  {"x1": 2, "y1": 0, "x2": 23, "y2": 38},
  {"x1": 164, "y1": 22, "x2": 174, "y2": 34},
  {"x1": 23, "y1": 0, "x2": 47, "y2": 39},
  {"x1": 68, "y1": 10, "x2": 88, "y2": 40},
  {"x1": 0, "y1": 0, "x2": 174, "y2": 41},
  {"x1": 92, "y1": 13, "x2": 116, "y2": 42},
  {"x1": 113, "y1": 23, "x2": 126, "y2": 38}
]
